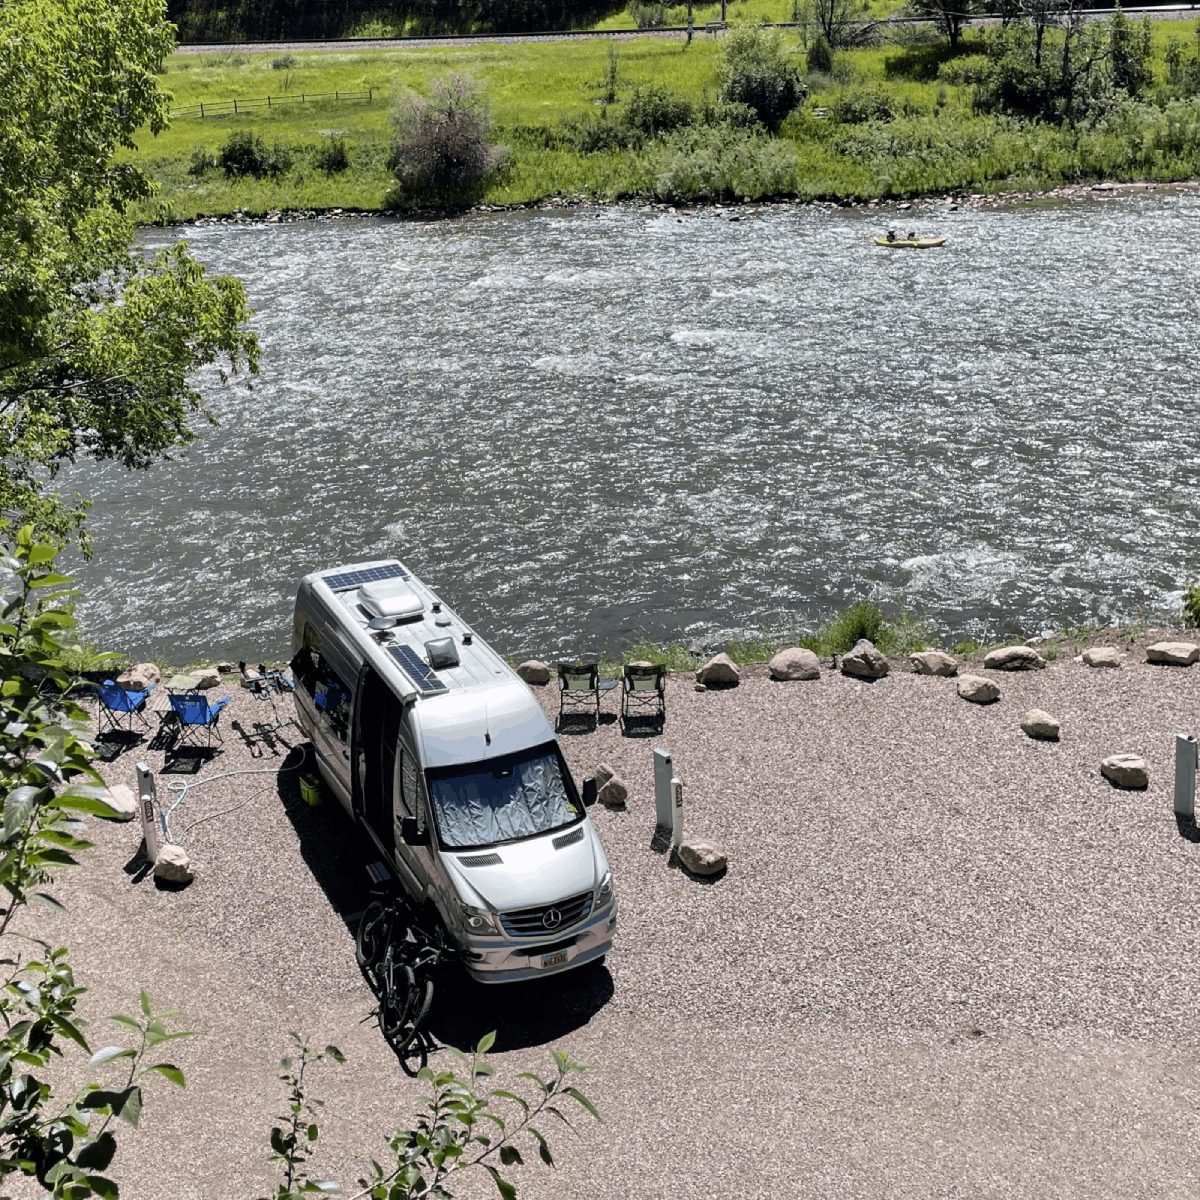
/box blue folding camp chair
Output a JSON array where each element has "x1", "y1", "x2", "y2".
[
  {"x1": 168, "y1": 691, "x2": 230, "y2": 749},
  {"x1": 95, "y1": 679, "x2": 153, "y2": 736}
]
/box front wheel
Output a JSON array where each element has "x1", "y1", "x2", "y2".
[{"x1": 355, "y1": 901, "x2": 390, "y2": 993}]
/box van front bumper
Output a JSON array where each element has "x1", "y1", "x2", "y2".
[{"x1": 461, "y1": 901, "x2": 617, "y2": 984}]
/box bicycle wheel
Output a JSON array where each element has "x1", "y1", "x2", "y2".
[
  {"x1": 355, "y1": 901, "x2": 390, "y2": 992},
  {"x1": 385, "y1": 973, "x2": 434, "y2": 1056},
  {"x1": 380, "y1": 960, "x2": 417, "y2": 1042}
]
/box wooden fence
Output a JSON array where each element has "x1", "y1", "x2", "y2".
[{"x1": 170, "y1": 89, "x2": 372, "y2": 119}]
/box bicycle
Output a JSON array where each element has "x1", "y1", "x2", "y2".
[{"x1": 355, "y1": 891, "x2": 455, "y2": 1054}]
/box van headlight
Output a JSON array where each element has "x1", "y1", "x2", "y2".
[
  {"x1": 595, "y1": 871, "x2": 613, "y2": 908},
  {"x1": 460, "y1": 903, "x2": 496, "y2": 934}
]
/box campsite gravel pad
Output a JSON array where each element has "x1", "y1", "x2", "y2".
[{"x1": 37, "y1": 642, "x2": 1200, "y2": 1198}]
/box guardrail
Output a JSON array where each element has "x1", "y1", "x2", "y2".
[{"x1": 170, "y1": 88, "x2": 372, "y2": 119}]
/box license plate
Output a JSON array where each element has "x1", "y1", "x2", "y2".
[{"x1": 541, "y1": 950, "x2": 568, "y2": 968}]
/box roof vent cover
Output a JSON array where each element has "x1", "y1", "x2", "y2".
[
  {"x1": 360, "y1": 579, "x2": 423, "y2": 622},
  {"x1": 425, "y1": 637, "x2": 460, "y2": 670}
]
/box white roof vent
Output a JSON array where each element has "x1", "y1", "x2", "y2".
[{"x1": 359, "y1": 578, "x2": 424, "y2": 622}]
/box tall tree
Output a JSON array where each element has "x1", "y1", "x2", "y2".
[{"x1": 0, "y1": 0, "x2": 258, "y2": 552}]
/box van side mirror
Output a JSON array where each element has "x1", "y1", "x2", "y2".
[
  {"x1": 582, "y1": 777, "x2": 597, "y2": 808},
  {"x1": 401, "y1": 817, "x2": 429, "y2": 846}
]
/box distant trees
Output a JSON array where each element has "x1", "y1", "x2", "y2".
[
  {"x1": 975, "y1": 2, "x2": 1154, "y2": 122},
  {"x1": 907, "y1": 0, "x2": 973, "y2": 50}
]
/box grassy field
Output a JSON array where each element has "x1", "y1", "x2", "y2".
[{"x1": 130, "y1": 18, "x2": 1200, "y2": 220}]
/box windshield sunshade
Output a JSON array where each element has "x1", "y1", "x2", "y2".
[{"x1": 429, "y1": 747, "x2": 579, "y2": 850}]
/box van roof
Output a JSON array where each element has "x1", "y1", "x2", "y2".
[{"x1": 301, "y1": 559, "x2": 555, "y2": 765}]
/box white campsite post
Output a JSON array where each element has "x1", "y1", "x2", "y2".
[
  {"x1": 1174, "y1": 733, "x2": 1197, "y2": 817},
  {"x1": 135, "y1": 761, "x2": 161, "y2": 862},
  {"x1": 653, "y1": 748, "x2": 684, "y2": 850}
]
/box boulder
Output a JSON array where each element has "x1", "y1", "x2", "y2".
[
  {"x1": 153, "y1": 844, "x2": 193, "y2": 884},
  {"x1": 957, "y1": 674, "x2": 1000, "y2": 704},
  {"x1": 911, "y1": 650, "x2": 958, "y2": 677},
  {"x1": 216, "y1": 662, "x2": 238, "y2": 674},
  {"x1": 695, "y1": 653, "x2": 740, "y2": 687},
  {"x1": 594, "y1": 762, "x2": 615, "y2": 789},
  {"x1": 1146, "y1": 642, "x2": 1200, "y2": 667},
  {"x1": 1101, "y1": 753, "x2": 1149, "y2": 789},
  {"x1": 1021, "y1": 708, "x2": 1060, "y2": 740},
  {"x1": 983, "y1": 645, "x2": 1047, "y2": 671},
  {"x1": 515, "y1": 660, "x2": 552, "y2": 685},
  {"x1": 101, "y1": 783, "x2": 138, "y2": 821},
  {"x1": 118, "y1": 662, "x2": 161, "y2": 691},
  {"x1": 768, "y1": 647, "x2": 820, "y2": 681},
  {"x1": 1082, "y1": 647, "x2": 1121, "y2": 669},
  {"x1": 598, "y1": 777, "x2": 628, "y2": 809},
  {"x1": 841, "y1": 639, "x2": 888, "y2": 680},
  {"x1": 192, "y1": 667, "x2": 221, "y2": 690},
  {"x1": 677, "y1": 838, "x2": 727, "y2": 876}
]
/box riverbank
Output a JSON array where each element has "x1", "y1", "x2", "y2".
[
  {"x1": 50, "y1": 627, "x2": 1200, "y2": 1197},
  {"x1": 130, "y1": 22, "x2": 1200, "y2": 222}
]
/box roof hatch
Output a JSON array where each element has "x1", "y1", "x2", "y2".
[{"x1": 359, "y1": 578, "x2": 424, "y2": 622}]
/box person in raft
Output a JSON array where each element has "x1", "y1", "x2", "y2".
[{"x1": 885, "y1": 230, "x2": 896, "y2": 241}]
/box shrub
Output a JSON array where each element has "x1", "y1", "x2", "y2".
[
  {"x1": 387, "y1": 75, "x2": 507, "y2": 204},
  {"x1": 187, "y1": 146, "x2": 216, "y2": 176},
  {"x1": 564, "y1": 115, "x2": 643, "y2": 151},
  {"x1": 313, "y1": 135, "x2": 350, "y2": 174},
  {"x1": 629, "y1": 0, "x2": 668, "y2": 27},
  {"x1": 807, "y1": 34, "x2": 834, "y2": 76},
  {"x1": 937, "y1": 53, "x2": 991, "y2": 87},
  {"x1": 1182, "y1": 583, "x2": 1200, "y2": 627},
  {"x1": 827, "y1": 86, "x2": 896, "y2": 124},
  {"x1": 624, "y1": 83, "x2": 694, "y2": 136},
  {"x1": 799, "y1": 600, "x2": 934, "y2": 657},
  {"x1": 271, "y1": 53, "x2": 298, "y2": 69},
  {"x1": 647, "y1": 125, "x2": 797, "y2": 201},
  {"x1": 720, "y1": 25, "x2": 806, "y2": 132},
  {"x1": 699, "y1": 98, "x2": 763, "y2": 129},
  {"x1": 219, "y1": 130, "x2": 292, "y2": 178}
]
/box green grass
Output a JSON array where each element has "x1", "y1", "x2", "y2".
[
  {"x1": 130, "y1": 20, "x2": 1200, "y2": 220},
  {"x1": 797, "y1": 600, "x2": 934, "y2": 658}
]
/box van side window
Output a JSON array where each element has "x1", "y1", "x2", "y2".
[
  {"x1": 291, "y1": 621, "x2": 322, "y2": 694},
  {"x1": 398, "y1": 744, "x2": 420, "y2": 818},
  {"x1": 312, "y1": 668, "x2": 351, "y2": 743}
]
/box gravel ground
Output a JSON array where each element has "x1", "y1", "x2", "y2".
[{"x1": 26, "y1": 632, "x2": 1200, "y2": 1198}]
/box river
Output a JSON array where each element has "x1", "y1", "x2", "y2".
[{"x1": 63, "y1": 194, "x2": 1200, "y2": 663}]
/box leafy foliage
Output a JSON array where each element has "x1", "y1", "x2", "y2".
[
  {"x1": 645, "y1": 125, "x2": 798, "y2": 200},
  {"x1": 719, "y1": 26, "x2": 806, "y2": 132},
  {"x1": 1181, "y1": 584, "x2": 1200, "y2": 629},
  {"x1": 262, "y1": 1031, "x2": 599, "y2": 1200},
  {"x1": 387, "y1": 76, "x2": 508, "y2": 206},
  {"x1": 628, "y1": 0, "x2": 668, "y2": 28},
  {"x1": 624, "y1": 84, "x2": 695, "y2": 136},
  {"x1": 314, "y1": 137, "x2": 352, "y2": 175},
  {"x1": 220, "y1": 130, "x2": 295, "y2": 179},
  {"x1": 0, "y1": 0, "x2": 259, "y2": 551},
  {"x1": 0, "y1": 528, "x2": 193, "y2": 1197}
]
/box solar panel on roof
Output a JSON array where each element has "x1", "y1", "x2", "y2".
[
  {"x1": 324, "y1": 563, "x2": 408, "y2": 592},
  {"x1": 388, "y1": 644, "x2": 448, "y2": 695}
]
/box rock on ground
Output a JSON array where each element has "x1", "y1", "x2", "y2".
[
  {"x1": 193, "y1": 667, "x2": 221, "y2": 690},
  {"x1": 1021, "y1": 709, "x2": 1060, "y2": 740},
  {"x1": 598, "y1": 776, "x2": 628, "y2": 809},
  {"x1": 1082, "y1": 647, "x2": 1122, "y2": 668},
  {"x1": 595, "y1": 762, "x2": 615, "y2": 788},
  {"x1": 958, "y1": 674, "x2": 1000, "y2": 704},
  {"x1": 677, "y1": 838, "x2": 727, "y2": 876},
  {"x1": 696, "y1": 653, "x2": 740, "y2": 686},
  {"x1": 768, "y1": 647, "x2": 820, "y2": 681},
  {"x1": 841, "y1": 639, "x2": 888, "y2": 680},
  {"x1": 153, "y1": 843, "x2": 194, "y2": 884},
  {"x1": 516, "y1": 659, "x2": 552, "y2": 685},
  {"x1": 984, "y1": 645, "x2": 1047, "y2": 671},
  {"x1": 1146, "y1": 642, "x2": 1200, "y2": 666},
  {"x1": 1101, "y1": 753, "x2": 1149, "y2": 789},
  {"x1": 117, "y1": 662, "x2": 161, "y2": 691},
  {"x1": 911, "y1": 650, "x2": 958, "y2": 677},
  {"x1": 101, "y1": 784, "x2": 138, "y2": 821}
]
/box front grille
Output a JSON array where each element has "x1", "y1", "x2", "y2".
[{"x1": 500, "y1": 891, "x2": 593, "y2": 938}]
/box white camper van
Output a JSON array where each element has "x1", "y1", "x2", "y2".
[{"x1": 291, "y1": 560, "x2": 617, "y2": 983}]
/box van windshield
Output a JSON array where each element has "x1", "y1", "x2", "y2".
[{"x1": 427, "y1": 743, "x2": 581, "y2": 851}]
